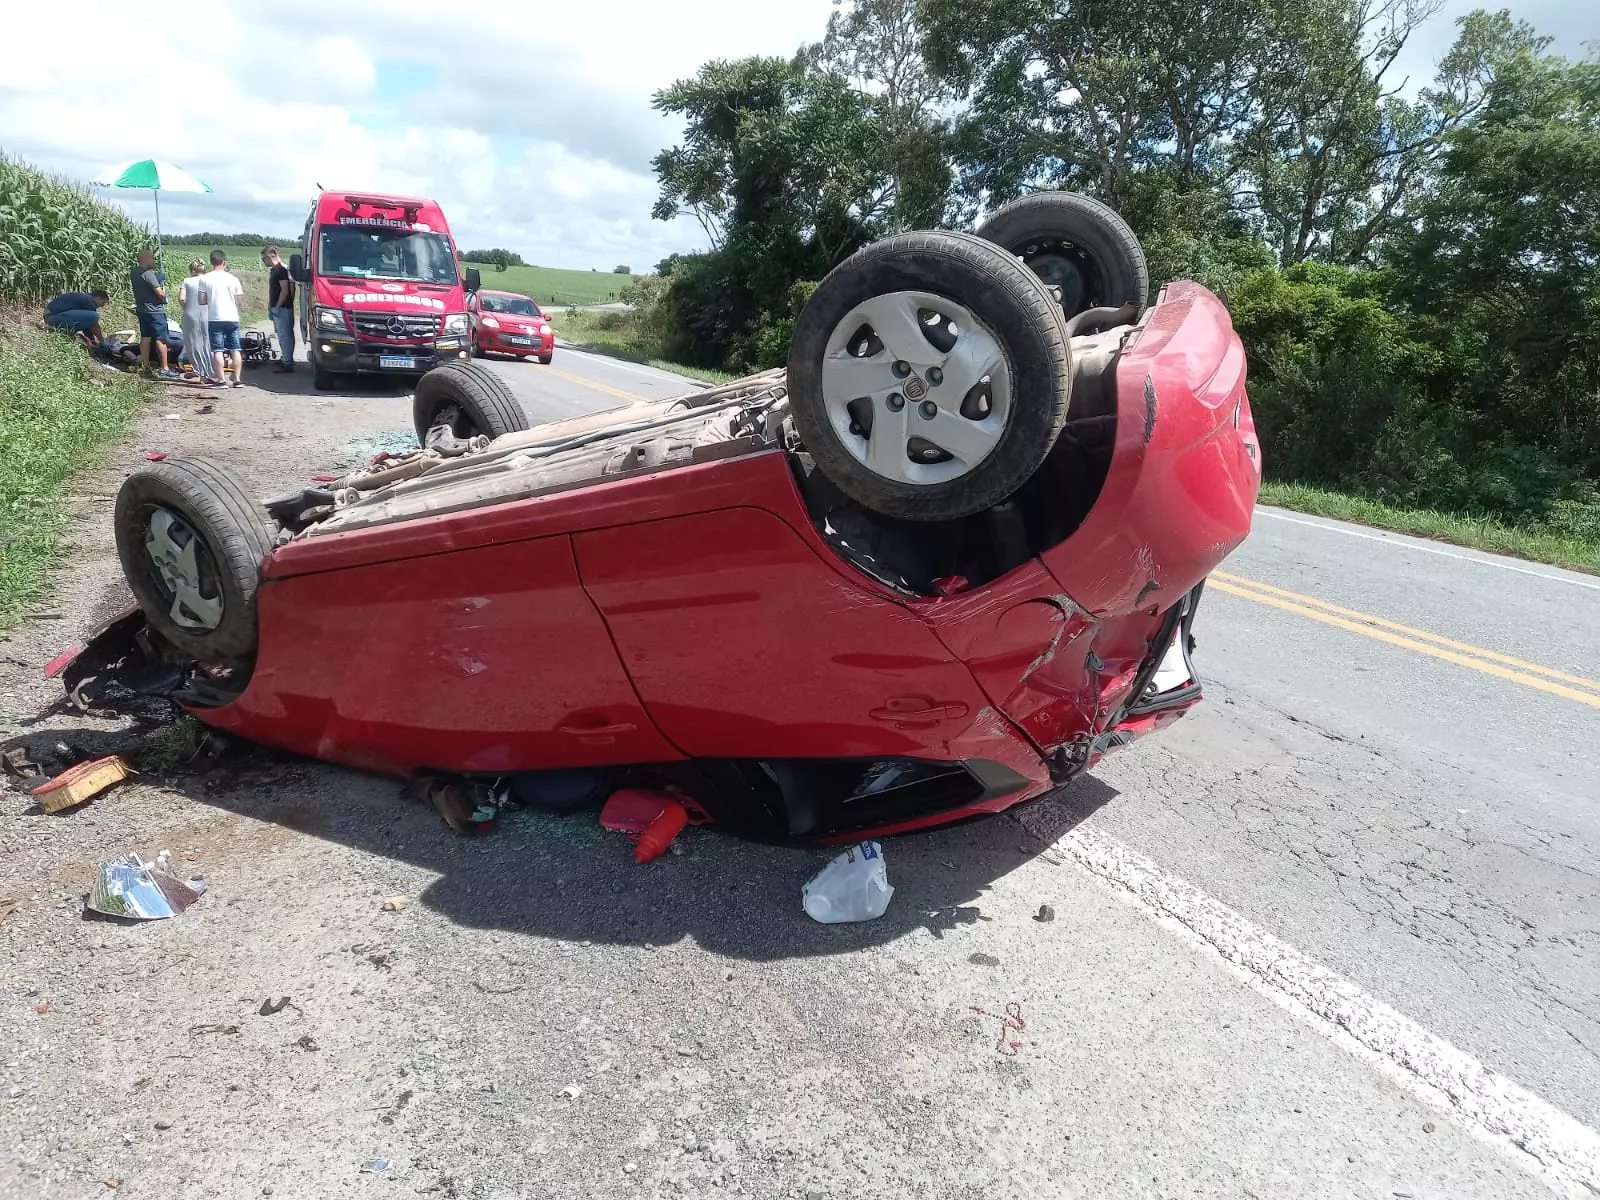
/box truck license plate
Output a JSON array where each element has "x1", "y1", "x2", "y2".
[{"x1": 378, "y1": 356, "x2": 416, "y2": 369}]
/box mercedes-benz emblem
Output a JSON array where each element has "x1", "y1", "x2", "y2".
[{"x1": 386, "y1": 315, "x2": 406, "y2": 335}]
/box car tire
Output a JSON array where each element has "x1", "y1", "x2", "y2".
[
  {"x1": 470, "y1": 335, "x2": 484, "y2": 359},
  {"x1": 538, "y1": 354, "x2": 553, "y2": 365},
  {"x1": 114, "y1": 457, "x2": 277, "y2": 661},
  {"x1": 787, "y1": 229, "x2": 1072, "y2": 522},
  {"x1": 975, "y1": 191, "x2": 1148, "y2": 322},
  {"x1": 412, "y1": 360, "x2": 531, "y2": 444},
  {"x1": 312, "y1": 363, "x2": 335, "y2": 391}
]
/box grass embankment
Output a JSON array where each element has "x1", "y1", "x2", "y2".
[
  {"x1": 464, "y1": 263, "x2": 635, "y2": 307},
  {"x1": 0, "y1": 317, "x2": 150, "y2": 629},
  {"x1": 1258, "y1": 482, "x2": 1600, "y2": 576},
  {"x1": 547, "y1": 308, "x2": 733, "y2": 384}
]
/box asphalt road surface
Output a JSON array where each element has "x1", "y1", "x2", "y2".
[{"x1": 2, "y1": 344, "x2": 1597, "y2": 1198}]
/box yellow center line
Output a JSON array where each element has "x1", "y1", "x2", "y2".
[
  {"x1": 1208, "y1": 576, "x2": 1600, "y2": 709},
  {"x1": 539, "y1": 364, "x2": 651, "y2": 405},
  {"x1": 1213, "y1": 570, "x2": 1600, "y2": 694}
]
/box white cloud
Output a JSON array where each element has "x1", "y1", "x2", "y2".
[{"x1": 0, "y1": 0, "x2": 835, "y2": 270}]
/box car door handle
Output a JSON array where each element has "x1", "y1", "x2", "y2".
[
  {"x1": 557, "y1": 717, "x2": 638, "y2": 743},
  {"x1": 868, "y1": 700, "x2": 970, "y2": 728}
]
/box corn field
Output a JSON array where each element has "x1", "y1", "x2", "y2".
[{"x1": 0, "y1": 152, "x2": 151, "y2": 305}]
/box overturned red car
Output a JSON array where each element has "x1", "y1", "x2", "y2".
[{"x1": 54, "y1": 193, "x2": 1260, "y2": 843}]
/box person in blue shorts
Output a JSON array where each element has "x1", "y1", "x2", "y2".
[
  {"x1": 131, "y1": 250, "x2": 180, "y2": 378},
  {"x1": 43, "y1": 290, "x2": 110, "y2": 342}
]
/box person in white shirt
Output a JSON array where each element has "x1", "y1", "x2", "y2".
[
  {"x1": 199, "y1": 248, "x2": 246, "y2": 388},
  {"x1": 177, "y1": 261, "x2": 217, "y2": 380}
]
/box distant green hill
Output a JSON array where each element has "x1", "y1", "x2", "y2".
[{"x1": 464, "y1": 262, "x2": 636, "y2": 307}]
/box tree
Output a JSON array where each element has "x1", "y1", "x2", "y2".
[
  {"x1": 918, "y1": 0, "x2": 1537, "y2": 268},
  {"x1": 802, "y1": 0, "x2": 954, "y2": 229},
  {"x1": 613, "y1": 265, "x2": 632, "y2": 274},
  {"x1": 650, "y1": 54, "x2": 919, "y2": 369},
  {"x1": 461, "y1": 248, "x2": 524, "y2": 270},
  {"x1": 1385, "y1": 44, "x2": 1600, "y2": 508}
]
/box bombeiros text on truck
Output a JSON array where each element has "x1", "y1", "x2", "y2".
[{"x1": 289, "y1": 191, "x2": 481, "y2": 390}]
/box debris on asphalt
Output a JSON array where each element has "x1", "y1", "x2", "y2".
[
  {"x1": 154, "y1": 1117, "x2": 173, "y2": 1130},
  {"x1": 103, "y1": 1177, "x2": 121, "y2": 1188},
  {"x1": 188, "y1": 1023, "x2": 240, "y2": 1036},
  {"x1": 86, "y1": 853, "x2": 207, "y2": 920},
  {"x1": 143, "y1": 452, "x2": 168, "y2": 461},
  {"x1": 296, "y1": 1035, "x2": 320, "y2": 1052},
  {"x1": 402, "y1": 775, "x2": 502, "y2": 835},
  {"x1": 968, "y1": 953, "x2": 1001, "y2": 967},
  {"x1": 360, "y1": 1159, "x2": 391, "y2": 1174},
  {"x1": 599, "y1": 788, "x2": 682, "y2": 834},
  {"x1": 32, "y1": 754, "x2": 133, "y2": 813},
  {"x1": 558, "y1": 1084, "x2": 583, "y2": 1099},
  {"x1": 802, "y1": 841, "x2": 894, "y2": 924},
  {"x1": 2, "y1": 746, "x2": 43, "y2": 778},
  {"x1": 970, "y1": 1002, "x2": 1027, "y2": 1056},
  {"x1": 258, "y1": 996, "x2": 291, "y2": 1017},
  {"x1": 1034, "y1": 904, "x2": 1057, "y2": 923},
  {"x1": 0, "y1": 898, "x2": 17, "y2": 926},
  {"x1": 598, "y1": 788, "x2": 697, "y2": 861},
  {"x1": 509, "y1": 768, "x2": 612, "y2": 815},
  {"x1": 623, "y1": 1162, "x2": 638, "y2": 1175},
  {"x1": 35, "y1": 1000, "x2": 50, "y2": 1015},
  {"x1": 635, "y1": 799, "x2": 690, "y2": 863},
  {"x1": 381, "y1": 895, "x2": 411, "y2": 912}
]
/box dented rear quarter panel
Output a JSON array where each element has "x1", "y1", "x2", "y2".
[{"x1": 1041, "y1": 281, "x2": 1260, "y2": 616}]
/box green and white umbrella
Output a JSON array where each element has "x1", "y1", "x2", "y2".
[{"x1": 92, "y1": 159, "x2": 213, "y2": 259}]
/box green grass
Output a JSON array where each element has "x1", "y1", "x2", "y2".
[
  {"x1": 548, "y1": 309, "x2": 733, "y2": 383},
  {"x1": 465, "y1": 263, "x2": 638, "y2": 307},
  {"x1": 1258, "y1": 481, "x2": 1600, "y2": 576},
  {"x1": 0, "y1": 314, "x2": 151, "y2": 629}
]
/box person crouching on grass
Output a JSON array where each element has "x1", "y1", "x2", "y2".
[
  {"x1": 199, "y1": 249, "x2": 245, "y2": 389},
  {"x1": 177, "y1": 261, "x2": 216, "y2": 381},
  {"x1": 261, "y1": 245, "x2": 296, "y2": 372},
  {"x1": 43, "y1": 289, "x2": 110, "y2": 344}
]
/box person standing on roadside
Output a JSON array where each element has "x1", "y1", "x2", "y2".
[
  {"x1": 178, "y1": 261, "x2": 215, "y2": 380},
  {"x1": 200, "y1": 248, "x2": 246, "y2": 388},
  {"x1": 261, "y1": 245, "x2": 296, "y2": 372},
  {"x1": 131, "y1": 250, "x2": 180, "y2": 378}
]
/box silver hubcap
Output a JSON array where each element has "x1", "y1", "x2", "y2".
[
  {"x1": 821, "y1": 290, "x2": 1012, "y2": 486},
  {"x1": 145, "y1": 508, "x2": 223, "y2": 631}
]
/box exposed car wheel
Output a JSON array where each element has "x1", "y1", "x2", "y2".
[
  {"x1": 114, "y1": 458, "x2": 277, "y2": 661},
  {"x1": 412, "y1": 360, "x2": 531, "y2": 444},
  {"x1": 470, "y1": 334, "x2": 484, "y2": 359},
  {"x1": 312, "y1": 363, "x2": 335, "y2": 391},
  {"x1": 975, "y1": 191, "x2": 1148, "y2": 322},
  {"x1": 787, "y1": 230, "x2": 1072, "y2": 522}
]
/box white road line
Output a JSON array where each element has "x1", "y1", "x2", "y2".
[
  {"x1": 1050, "y1": 825, "x2": 1600, "y2": 1197},
  {"x1": 1254, "y1": 508, "x2": 1600, "y2": 592}
]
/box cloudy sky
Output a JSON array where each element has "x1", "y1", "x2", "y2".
[{"x1": 3, "y1": 0, "x2": 1593, "y2": 273}]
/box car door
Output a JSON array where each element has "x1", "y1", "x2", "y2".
[
  {"x1": 227, "y1": 535, "x2": 681, "y2": 775},
  {"x1": 574, "y1": 507, "x2": 992, "y2": 761}
]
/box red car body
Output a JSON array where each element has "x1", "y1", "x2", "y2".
[
  {"x1": 469, "y1": 290, "x2": 555, "y2": 362},
  {"x1": 58, "y1": 282, "x2": 1259, "y2": 843},
  {"x1": 291, "y1": 191, "x2": 476, "y2": 383}
]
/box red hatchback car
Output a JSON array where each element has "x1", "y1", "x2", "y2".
[
  {"x1": 53, "y1": 194, "x2": 1261, "y2": 845},
  {"x1": 468, "y1": 289, "x2": 554, "y2": 363}
]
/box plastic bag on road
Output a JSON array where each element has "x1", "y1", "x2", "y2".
[{"x1": 802, "y1": 841, "x2": 893, "y2": 924}]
